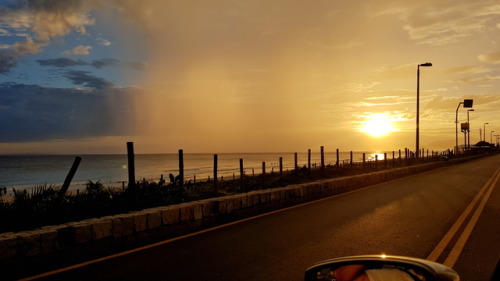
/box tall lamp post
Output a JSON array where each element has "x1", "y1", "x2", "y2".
[
  {"x1": 455, "y1": 99, "x2": 473, "y2": 154},
  {"x1": 416, "y1": 62, "x2": 432, "y2": 159},
  {"x1": 491, "y1": 131, "x2": 495, "y2": 143},
  {"x1": 467, "y1": 109, "x2": 474, "y2": 149},
  {"x1": 483, "y1": 123, "x2": 489, "y2": 142}
]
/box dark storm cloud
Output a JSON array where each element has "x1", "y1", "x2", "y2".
[
  {"x1": 37, "y1": 58, "x2": 88, "y2": 67},
  {"x1": 91, "y1": 58, "x2": 146, "y2": 70},
  {"x1": 35, "y1": 57, "x2": 145, "y2": 70},
  {"x1": 0, "y1": 83, "x2": 137, "y2": 142},
  {"x1": 91, "y1": 58, "x2": 119, "y2": 69},
  {"x1": 0, "y1": 51, "x2": 17, "y2": 74},
  {"x1": 63, "y1": 70, "x2": 115, "y2": 89}
]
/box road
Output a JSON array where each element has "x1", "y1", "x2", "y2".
[{"x1": 26, "y1": 154, "x2": 500, "y2": 281}]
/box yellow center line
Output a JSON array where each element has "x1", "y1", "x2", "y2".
[
  {"x1": 443, "y1": 167, "x2": 499, "y2": 267},
  {"x1": 427, "y1": 166, "x2": 500, "y2": 265}
]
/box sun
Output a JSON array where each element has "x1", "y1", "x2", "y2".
[{"x1": 360, "y1": 113, "x2": 397, "y2": 138}]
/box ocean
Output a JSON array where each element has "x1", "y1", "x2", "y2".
[{"x1": 0, "y1": 152, "x2": 388, "y2": 193}]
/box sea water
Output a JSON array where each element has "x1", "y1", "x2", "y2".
[{"x1": 0, "y1": 152, "x2": 386, "y2": 193}]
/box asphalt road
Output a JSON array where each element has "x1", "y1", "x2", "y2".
[{"x1": 29, "y1": 154, "x2": 500, "y2": 281}]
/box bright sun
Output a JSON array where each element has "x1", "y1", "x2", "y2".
[{"x1": 360, "y1": 113, "x2": 396, "y2": 138}]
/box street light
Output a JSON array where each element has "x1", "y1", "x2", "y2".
[
  {"x1": 483, "y1": 123, "x2": 489, "y2": 142},
  {"x1": 416, "y1": 62, "x2": 432, "y2": 159},
  {"x1": 467, "y1": 109, "x2": 474, "y2": 149},
  {"x1": 491, "y1": 130, "x2": 495, "y2": 143},
  {"x1": 456, "y1": 99, "x2": 473, "y2": 154}
]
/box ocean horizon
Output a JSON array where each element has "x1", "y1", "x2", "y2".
[{"x1": 0, "y1": 151, "x2": 393, "y2": 193}]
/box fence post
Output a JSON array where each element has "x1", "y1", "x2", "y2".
[
  {"x1": 363, "y1": 153, "x2": 366, "y2": 168},
  {"x1": 308, "y1": 149, "x2": 311, "y2": 171},
  {"x1": 321, "y1": 146, "x2": 325, "y2": 170},
  {"x1": 350, "y1": 151, "x2": 353, "y2": 167},
  {"x1": 384, "y1": 153, "x2": 387, "y2": 168},
  {"x1": 336, "y1": 148, "x2": 340, "y2": 169},
  {"x1": 262, "y1": 161, "x2": 266, "y2": 188},
  {"x1": 59, "y1": 156, "x2": 82, "y2": 198},
  {"x1": 239, "y1": 158, "x2": 244, "y2": 191},
  {"x1": 127, "y1": 142, "x2": 136, "y2": 188},
  {"x1": 295, "y1": 152, "x2": 298, "y2": 170},
  {"x1": 178, "y1": 149, "x2": 184, "y2": 188},
  {"x1": 279, "y1": 157, "x2": 283, "y2": 176},
  {"x1": 213, "y1": 154, "x2": 218, "y2": 194}
]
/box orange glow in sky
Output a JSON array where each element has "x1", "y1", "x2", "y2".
[
  {"x1": 360, "y1": 113, "x2": 398, "y2": 138},
  {"x1": 0, "y1": 0, "x2": 499, "y2": 154}
]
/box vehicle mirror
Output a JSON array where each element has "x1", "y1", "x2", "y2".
[{"x1": 304, "y1": 255, "x2": 459, "y2": 281}]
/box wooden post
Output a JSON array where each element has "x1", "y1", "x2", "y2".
[
  {"x1": 213, "y1": 154, "x2": 218, "y2": 194},
  {"x1": 362, "y1": 153, "x2": 366, "y2": 168},
  {"x1": 294, "y1": 152, "x2": 298, "y2": 170},
  {"x1": 308, "y1": 149, "x2": 311, "y2": 171},
  {"x1": 262, "y1": 161, "x2": 266, "y2": 188},
  {"x1": 59, "y1": 156, "x2": 81, "y2": 198},
  {"x1": 384, "y1": 153, "x2": 387, "y2": 168},
  {"x1": 320, "y1": 146, "x2": 325, "y2": 170},
  {"x1": 350, "y1": 151, "x2": 353, "y2": 167},
  {"x1": 239, "y1": 158, "x2": 244, "y2": 191},
  {"x1": 336, "y1": 148, "x2": 340, "y2": 168},
  {"x1": 375, "y1": 154, "x2": 378, "y2": 168},
  {"x1": 279, "y1": 157, "x2": 283, "y2": 176},
  {"x1": 127, "y1": 142, "x2": 136, "y2": 188},
  {"x1": 178, "y1": 149, "x2": 184, "y2": 188}
]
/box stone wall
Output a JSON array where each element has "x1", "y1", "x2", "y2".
[{"x1": 0, "y1": 161, "x2": 450, "y2": 268}]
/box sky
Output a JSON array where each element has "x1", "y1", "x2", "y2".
[{"x1": 0, "y1": 0, "x2": 499, "y2": 154}]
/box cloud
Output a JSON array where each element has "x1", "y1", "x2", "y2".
[
  {"x1": 37, "y1": 58, "x2": 87, "y2": 67},
  {"x1": 442, "y1": 65, "x2": 490, "y2": 75},
  {"x1": 448, "y1": 75, "x2": 500, "y2": 83},
  {"x1": 62, "y1": 45, "x2": 92, "y2": 55},
  {"x1": 91, "y1": 58, "x2": 146, "y2": 70},
  {"x1": 90, "y1": 58, "x2": 119, "y2": 69},
  {"x1": 0, "y1": 0, "x2": 98, "y2": 73},
  {"x1": 0, "y1": 50, "x2": 17, "y2": 74},
  {"x1": 478, "y1": 52, "x2": 500, "y2": 64},
  {"x1": 96, "y1": 37, "x2": 111, "y2": 46},
  {"x1": 380, "y1": 1, "x2": 500, "y2": 45},
  {"x1": 0, "y1": 82, "x2": 138, "y2": 142},
  {"x1": 63, "y1": 70, "x2": 115, "y2": 89}
]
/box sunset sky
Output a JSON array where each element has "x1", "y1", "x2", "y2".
[{"x1": 1, "y1": 0, "x2": 499, "y2": 154}]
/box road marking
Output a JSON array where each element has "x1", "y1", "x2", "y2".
[{"x1": 427, "y1": 166, "x2": 500, "y2": 267}]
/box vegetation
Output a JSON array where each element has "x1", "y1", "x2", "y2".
[{"x1": 0, "y1": 151, "x2": 494, "y2": 233}]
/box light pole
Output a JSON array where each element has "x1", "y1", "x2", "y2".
[
  {"x1": 416, "y1": 62, "x2": 432, "y2": 159},
  {"x1": 491, "y1": 130, "x2": 495, "y2": 143},
  {"x1": 467, "y1": 109, "x2": 474, "y2": 149},
  {"x1": 483, "y1": 123, "x2": 489, "y2": 142},
  {"x1": 456, "y1": 99, "x2": 473, "y2": 154},
  {"x1": 455, "y1": 101, "x2": 463, "y2": 153}
]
